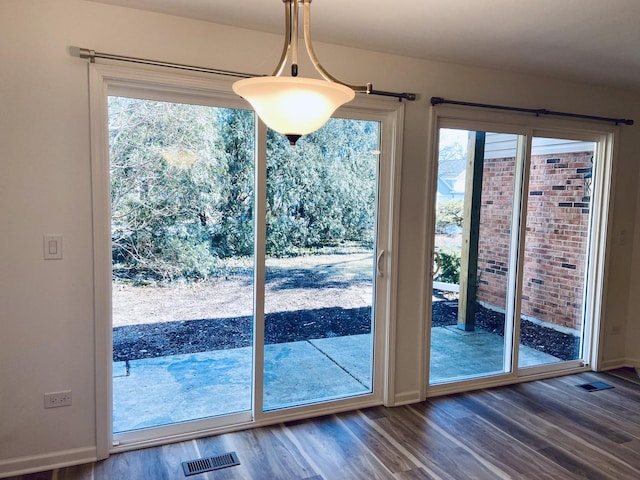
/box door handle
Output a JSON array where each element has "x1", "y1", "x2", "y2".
[{"x1": 376, "y1": 249, "x2": 385, "y2": 277}]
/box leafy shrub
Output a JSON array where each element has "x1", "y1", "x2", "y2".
[{"x1": 435, "y1": 247, "x2": 461, "y2": 284}]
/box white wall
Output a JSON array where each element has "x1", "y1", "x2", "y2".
[
  {"x1": 626, "y1": 174, "x2": 640, "y2": 368},
  {"x1": 2, "y1": 0, "x2": 639, "y2": 474}
]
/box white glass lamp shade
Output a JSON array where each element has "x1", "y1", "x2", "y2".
[{"x1": 233, "y1": 76, "x2": 355, "y2": 144}]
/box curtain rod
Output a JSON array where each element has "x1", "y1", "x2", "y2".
[
  {"x1": 71, "y1": 47, "x2": 416, "y2": 102},
  {"x1": 431, "y1": 96, "x2": 634, "y2": 126}
]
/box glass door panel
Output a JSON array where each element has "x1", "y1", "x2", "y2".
[
  {"x1": 518, "y1": 137, "x2": 596, "y2": 368},
  {"x1": 109, "y1": 97, "x2": 255, "y2": 432},
  {"x1": 263, "y1": 118, "x2": 380, "y2": 410},
  {"x1": 429, "y1": 127, "x2": 600, "y2": 386},
  {"x1": 430, "y1": 129, "x2": 519, "y2": 384}
]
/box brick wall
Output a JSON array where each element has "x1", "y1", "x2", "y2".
[{"x1": 476, "y1": 151, "x2": 593, "y2": 331}]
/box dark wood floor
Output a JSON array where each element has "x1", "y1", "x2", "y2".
[{"x1": 11, "y1": 370, "x2": 640, "y2": 479}]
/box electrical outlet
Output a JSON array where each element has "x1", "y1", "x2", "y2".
[{"x1": 44, "y1": 390, "x2": 72, "y2": 409}]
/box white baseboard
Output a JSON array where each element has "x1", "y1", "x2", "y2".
[
  {"x1": 0, "y1": 447, "x2": 96, "y2": 479},
  {"x1": 625, "y1": 357, "x2": 640, "y2": 369},
  {"x1": 598, "y1": 357, "x2": 628, "y2": 371},
  {"x1": 389, "y1": 390, "x2": 421, "y2": 406}
]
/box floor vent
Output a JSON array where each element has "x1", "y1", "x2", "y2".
[
  {"x1": 182, "y1": 452, "x2": 240, "y2": 476},
  {"x1": 578, "y1": 381, "x2": 614, "y2": 392}
]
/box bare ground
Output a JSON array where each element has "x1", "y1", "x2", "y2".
[
  {"x1": 112, "y1": 253, "x2": 374, "y2": 361},
  {"x1": 112, "y1": 253, "x2": 579, "y2": 362},
  {"x1": 112, "y1": 253, "x2": 374, "y2": 327}
]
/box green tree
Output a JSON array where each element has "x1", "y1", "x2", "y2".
[
  {"x1": 109, "y1": 97, "x2": 227, "y2": 281},
  {"x1": 265, "y1": 118, "x2": 378, "y2": 255},
  {"x1": 435, "y1": 199, "x2": 464, "y2": 234},
  {"x1": 208, "y1": 108, "x2": 255, "y2": 257},
  {"x1": 109, "y1": 95, "x2": 380, "y2": 282}
]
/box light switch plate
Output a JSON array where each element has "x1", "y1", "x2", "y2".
[{"x1": 44, "y1": 234, "x2": 63, "y2": 260}]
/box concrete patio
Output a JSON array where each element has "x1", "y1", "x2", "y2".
[{"x1": 113, "y1": 329, "x2": 559, "y2": 433}]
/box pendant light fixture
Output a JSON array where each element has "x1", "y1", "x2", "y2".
[{"x1": 232, "y1": 0, "x2": 372, "y2": 145}]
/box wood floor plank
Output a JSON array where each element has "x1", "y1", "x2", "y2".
[
  {"x1": 421, "y1": 393, "x2": 477, "y2": 420},
  {"x1": 425, "y1": 392, "x2": 549, "y2": 450},
  {"x1": 481, "y1": 386, "x2": 640, "y2": 477},
  {"x1": 517, "y1": 380, "x2": 640, "y2": 442},
  {"x1": 410, "y1": 398, "x2": 577, "y2": 480},
  {"x1": 355, "y1": 409, "x2": 459, "y2": 480},
  {"x1": 196, "y1": 424, "x2": 316, "y2": 479},
  {"x1": 54, "y1": 462, "x2": 94, "y2": 480},
  {"x1": 337, "y1": 410, "x2": 417, "y2": 474},
  {"x1": 281, "y1": 414, "x2": 396, "y2": 479},
  {"x1": 92, "y1": 445, "x2": 172, "y2": 480},
  {"x1": 373, "y1": 404, "x2": 502, "y2": 479},
  {"x1": 493, "y1": 382, "x2": 640, "y2": 464},
  {"x1": 92, "y1": 440, "x2": 198, "y2": 480},
  {"x1": 392, "y1": 467, "x2": 439, "y2": 480},
  {"x1": 620, "y1": 440, "x2": 640, "y2": 462},
  {"x1": 359, "y1": 406, "x2": 388, "y2": 420},
  {"x1": 515, "y1": 381, "x2": 631, "y2": 442},
  {"x1": 536, "y1": 445, "x2": 615, "y2": 480},
  {"x1": 553, "y1": 373, "x2": 640, "y2": 427},
  {"x1": 8, "y1": 371, "x2": 640, "y2": 480}
]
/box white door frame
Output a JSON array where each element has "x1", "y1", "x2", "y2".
[
  {"x1": 423, "y1": 106, "x2": 617, "y2": 398},
  {"x1": 89, "y1": 63, "x2": 405, "y2": 457}
]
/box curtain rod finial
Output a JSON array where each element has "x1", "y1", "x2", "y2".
[{"x1": 70, "y1": 46, "x2": 95, "y2": 60}]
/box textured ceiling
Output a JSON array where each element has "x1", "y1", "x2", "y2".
[{"x1": 89, "y1": 0, "x2": 640, "y2": 92}]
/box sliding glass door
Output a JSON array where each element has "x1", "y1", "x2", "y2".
[
  {"x1": 92, "y1": 65, "x2": 400, "y2": 450},
  {"x1": 109, "y1": 97, "x2": 256, "y2": 432},
  {"x1": 517, "y1": 136, "x2": 596, "y2": 370},
  {"x1": 263, "y1": 118, "x2": 380, "y2": 410},
  {"x1": 429, "y1": 122, "x2": 609, "y2": 387},
  {"x1": 429, "y1": 129, "x2": 519, "y2": 383}
]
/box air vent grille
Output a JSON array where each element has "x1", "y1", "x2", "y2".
[
  {"x1": 577, "y1": 381, "x2": 614, "y2": 392},
  {"x1": 182, "y1": 452, "x2": 240, "y2": 476}
]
